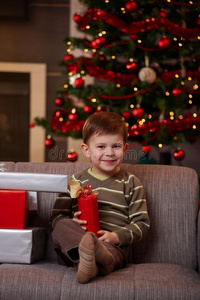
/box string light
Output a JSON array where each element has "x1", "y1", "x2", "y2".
[
  {"x1": 64, "y1": 84, "x2": 68, "y2": 89},
  {"x1": 91, "y1": 98, "x2": 97, "y2": 103},
  {"x1": 71, "y1": 108, "x2": 76, "y2": 114},
  {"x1": 158, "y1": 144, "x2": 163, "y2": 148},
  {"x1": 116, "y1": 83, "x2": 121, "y2": 88},
  {"x1": 193, "y1": 84, "x2": 199, "y2": 90},
  {"x1": 165, "y1": 92, "x2": 170, "y2": 96},
  {"x1": 130, "y1": 104, "x2": 134, "y2": 108}
]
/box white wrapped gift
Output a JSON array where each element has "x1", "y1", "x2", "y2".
[
  {"x1": 0, "y1": 228, "x2": 46, "y2": 264},
  {"x1": 0, "y1": 172, "x2": 68, "y2": 193}
]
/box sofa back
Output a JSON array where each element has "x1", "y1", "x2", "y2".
[{"x1": 2, "y1": 162, "x2": 199, "y2": 270}]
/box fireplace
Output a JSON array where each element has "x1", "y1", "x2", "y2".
[{"x1": 0, "y1": 62, "x2": 46, "y2": 162}]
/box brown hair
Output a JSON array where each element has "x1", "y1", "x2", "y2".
[{"x1": 82, "y1": 111, "x2": 128, "y2": 144}]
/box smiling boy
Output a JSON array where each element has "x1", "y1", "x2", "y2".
[{"x1": 51, "y1": 111, "x2": 150, "y2": 284}]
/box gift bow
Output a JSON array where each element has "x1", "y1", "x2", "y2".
[{"x1": 68, "y1": 180, "x2": 98, "y2": 198}]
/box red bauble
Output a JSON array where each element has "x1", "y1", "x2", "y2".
[
  {"x1": 173, "y1": 149, "x2": 185, "y2": 161},
  {"x1": 122, "y1": 111, "x2": 131, "y2": 120},
  {"x1": 172, "y1": 88, "x2": 182, "y2": 97},
  {"x1": 67, "y1": 62, "x2": 80, "y2": 74},
  {"x1": 45, "y1": 137, "x2": 55, "y2": 148},
  {"x1": 132, "y1": 107, "x2": 144, "y2": 119},
  {"x1": 68, "y1": 112, "x2": 79, "y2": 121},
  {"x1": 91, "y1": 36, "x2": 106, "y2": 49},
  {"x1": 54, "y1": 97, "x2": 65, "y2": 106},
  {"x1": 142, "y1": 145, "x2": 151, "y2": 154},
  {"x1": 83, "y1": 105, "x2": 94, "y2": 114},
  {"x1": 73, "y1": 13, "x2": 82, "y2": 23},
  {"x1": 29, "y1": 122, "x2": 35, "y2": 128},
  {"x1": 158, "y1": 37, "x2": 170, "y2": 50},
  {"x1": 66, "y1": 151, "x2": 78, "y2": 162},
  {"x1": 74, "y1": 77, "x2": 84, "y2": 89},
  {"x1": 64, "y1": 54, "x2": 73, "y2": 63},
  {"x1": 125, "y1": 1, "x2": 138, "y2": 12},
  {"x1": 126, "y1": 62, "x2": 138, "y2": 72},
  {"x1": 158, "y1": 11, "x2": 167, "y2": 18}
]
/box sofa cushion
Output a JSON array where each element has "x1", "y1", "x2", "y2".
[
  {"x1": 0, "y1": 262, "x2": 67, "y2": 300},
  {"x1": 1, "y1": 262, "x2": 199, "y2": 300},
  {"x1": 60, "y1": 263, "x2": 200, "y2": 300}
]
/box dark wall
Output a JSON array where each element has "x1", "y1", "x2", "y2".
[{"x1": 0, "y1": 0, "x2": 70, "y2": 161}]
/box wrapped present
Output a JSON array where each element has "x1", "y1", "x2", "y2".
[
  {"x1": 0, "y1": 190, "x2": 28, "y2": 229},
  {"x1": 69, "y1": 181, "x2": 100, "y2": 237},
  {"x1": 0, "y1": 228, "x2": 46, "y2": 264},
  {"x1": 0, "y1": 172, "x2": 68, "y2": 193},
  {"x1": 27, "y1": 191, "x2": 37, "y2": 212}
]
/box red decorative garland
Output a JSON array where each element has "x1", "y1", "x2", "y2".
[
  {"x1": 163, "y1": 0, "x2": 200, "y2": 5},
  {"x1": 79, "y1": 57, "x2": 137, "y2": 85},
  {"x1": 129, "y1": 116, "x2": 200, "y2": 137},
  {"x1": 95, "y1": 86, "x2": 156, "y2": 100},
  {"x1": 76, "y1": 8, "x2": 200, "y2": 39}
]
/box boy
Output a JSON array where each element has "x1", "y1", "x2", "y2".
[{"x1": 51, "y1": 111, "x2": 150, "y2": 284}]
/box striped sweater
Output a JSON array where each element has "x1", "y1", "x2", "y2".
[{"x1": 50, "y1": 167, "x2": 150, "y2": 247}]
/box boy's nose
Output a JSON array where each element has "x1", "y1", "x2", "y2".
[{"x1": 105, "y1": 147, "x2": 114, "y2": 156}]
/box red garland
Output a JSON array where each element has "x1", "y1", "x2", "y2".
[
  {"x1": 76, "y1": 8, "x2": 200, "y2": 39},
  {"x1": 160, "y1": 69, "x2": 200, "y2": 83},
  {"x1": 129, "y1": 116, "x2": 200, "y2": 137},
  {"x1": 162, "y1": 0, "x2": 200, "y2": 5},
  {"x1": 79, "y1": 57, "x2": 137, "y2": 85},
  {"x1": 95, "y1": 86, "x2": 156, "y2": 100}
]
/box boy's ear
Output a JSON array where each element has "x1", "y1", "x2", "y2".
[
  {"x1": 124, "y1": 143, "x2": 129, "y2": 152},
  {"x1": 81, "y1": 143, "x2": 91, "y2": 158}
]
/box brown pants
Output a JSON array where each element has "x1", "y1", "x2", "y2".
[{"x1": 52, "y1": 219, "x2": 127, "y2": 271}]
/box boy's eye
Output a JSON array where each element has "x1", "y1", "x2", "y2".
[
  {"x1": 97, "y1": 145, "x2": 105, "y2": 149},
  {"x1": 113, "y1": 143, "x2": 123, "y2": 148}
]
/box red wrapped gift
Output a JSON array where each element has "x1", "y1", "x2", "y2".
[
  {"x1": 78, "y1": 185, "x2": 100, "y2": 237},
  {"x1": 0, "y1": 190, "x2": 27, "y2": 229}
]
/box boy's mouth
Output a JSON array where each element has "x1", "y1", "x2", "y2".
[{"x1": 102, "y1": 159, "x2": 117, "y2": 164}]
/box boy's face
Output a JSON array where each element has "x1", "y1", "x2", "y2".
[{"x1": 81, "y1": 132, "x2": 128, "y2": 177}]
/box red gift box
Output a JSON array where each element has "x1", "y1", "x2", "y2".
[
  {"x1": 0, "y1": 190, "x2": 27, "y2": 229},
  {"x1": 78, "y1": 186, "x2": 100, "y2": 237}
]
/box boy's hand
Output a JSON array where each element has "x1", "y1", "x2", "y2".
[
  {"x1": 98, "y1": 230, "x2": 119, "y2": 245},
  {"x1": 73, "y1": 211, "x2": 87, "y2": 230}
]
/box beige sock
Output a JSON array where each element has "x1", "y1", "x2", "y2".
[
  {"x1": 76, "y1": 233, "x2": 99, "y2": 284},
  {"x1": 90, "y1": 232, "x2": 115, "y2": 276}
]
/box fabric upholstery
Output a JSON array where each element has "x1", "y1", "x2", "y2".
[
  {"x1": 0, "y1": 162, "x2": 199, "y2": 300},
  {"x1": 12, "y1": 162, "x2": 199, "y2": 269},
  {"x1": 0, "y1": 262, "x2": 67, "y2": 300}
]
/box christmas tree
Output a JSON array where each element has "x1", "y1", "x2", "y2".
[{"x1": 34, "y1": 0, "x2": 200, "y2": 162}]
